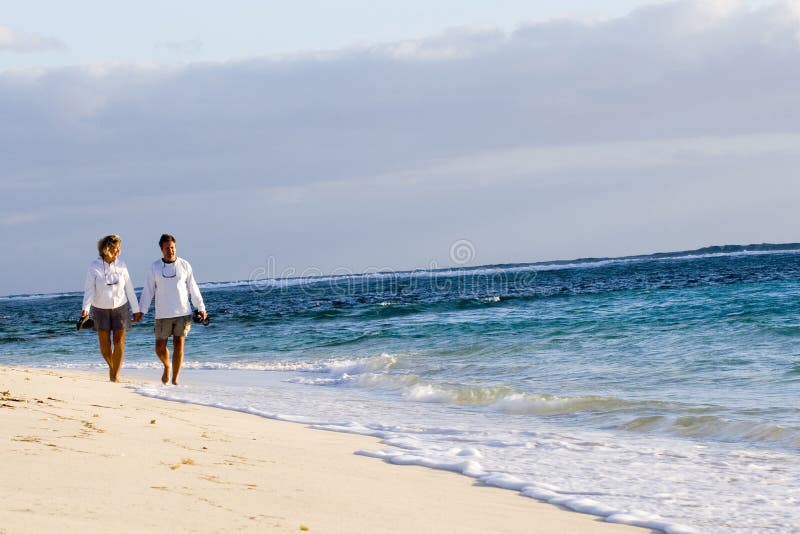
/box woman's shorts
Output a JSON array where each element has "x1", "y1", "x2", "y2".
[
  {"x1": 154, "y1": 315, "x2": 192, "y2": 340},
  {"x1": 91, "y1": 303, "x2": 131, "y2": 331}
]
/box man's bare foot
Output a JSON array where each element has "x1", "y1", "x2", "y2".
[{"x1": 162, "y1": 366, "x2": 170, "y2": 384}]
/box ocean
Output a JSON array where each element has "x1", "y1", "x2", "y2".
[{"x1": 2, "y1": 246, "x2": 799, "y2": 533}]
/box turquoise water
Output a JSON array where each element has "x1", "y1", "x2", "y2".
[{"x1": 2, "y1": 248, "x2": 799, "y2": 532}]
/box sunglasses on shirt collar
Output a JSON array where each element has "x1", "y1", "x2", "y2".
[
  {"x1": 162, "y1": 260, "x2": 177, "y2": 278},
  {"x1": 104, "y1": 263, "x2": 120, "y2": 285}
]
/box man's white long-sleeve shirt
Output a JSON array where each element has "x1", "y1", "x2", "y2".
[
  {"x1": 82, "y1": 257, "x2": 140, "y2": 313},
  {"x1": 138, "y1": 257, "x2": 205, "y2": 319}
]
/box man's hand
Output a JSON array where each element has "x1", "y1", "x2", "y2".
[
  {"x1": 81, "y1": 310, "x2": 89, "y2": 318},
  {"x1": 133, "y1": 312, "x2": 144, "y2": 323},
  {"x1": 199, "y1": 311, "x2": 208, "y2": 322}
]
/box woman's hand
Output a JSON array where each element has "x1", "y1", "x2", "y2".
[{"x1": 81, "y1": 310, "x2": 89, "y2": 318}]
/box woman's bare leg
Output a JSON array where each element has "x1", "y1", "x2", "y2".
[
  {"x1": 110, "y1": 329, "x2": 126, "y2": 382},
  {"x1": 97, "y1": 331, "x2": 113, "y2": 381}
]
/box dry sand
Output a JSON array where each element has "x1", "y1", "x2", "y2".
[{"x1": 0, "y1": 366, "x2": 652, "y2": 533}]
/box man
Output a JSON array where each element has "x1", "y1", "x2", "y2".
[{"x1": 139, "y1": 234, "x2": 207, "y2": 385}]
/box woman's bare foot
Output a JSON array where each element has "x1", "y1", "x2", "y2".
[{"x1": 162, "y1": 365, "x2": 171, "y2": 384}]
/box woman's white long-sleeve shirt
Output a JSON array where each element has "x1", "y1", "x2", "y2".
[
  {"x1": 82, "y1": 257, "x2": 140, "y2": 313},
  {"x1": 138, "y1": 257, "x2": 205, "y2": 319}
]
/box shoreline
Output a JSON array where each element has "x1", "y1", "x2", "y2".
[{"x1": 0, "y1": 366, "x2": 654, "y2": 533}]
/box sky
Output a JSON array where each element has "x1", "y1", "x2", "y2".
[{"x1": 1, "y1": 0, "x2": 798, "y2": 295}]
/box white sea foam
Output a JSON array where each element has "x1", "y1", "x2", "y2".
[
  {"x1": 0, "y1": 291, "x2": 81, "y2": 301},
  {"x1": 403, "y1": 383, "x2": 455, "y2": 403},
  {"x1": 104, "y1": 353, "x2": 402, "y2": 374},
  {"x1": 287, "y1": 376, "x2": 349, "y2": 386},
  {"x1": 354, "y1": 446, "x2": 699, "y2": 534}
]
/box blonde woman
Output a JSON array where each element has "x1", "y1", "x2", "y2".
[{"x1": 81, "y1": 235, "x2": 143, "y2": 382}]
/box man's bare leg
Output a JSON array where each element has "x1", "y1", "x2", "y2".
[
  {"x1": 97, "y1": 331, "x2": 113, "y2": 381},
  {"x1": 155, "y1": 338, "x2": 170, "y2": 384},
  {"x1": 110, "y1": 329, "x2": 126, "y2": 382},
  {"x1": 172, "y1": 336, "x2": 185, "y2": 385}
]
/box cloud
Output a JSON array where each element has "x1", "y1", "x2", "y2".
[
  {"x1": 2, "y1": 0, "x2": 800, "y2": 293},
  {"x1": 0, "y1": 25, "x2": 65, "y2": 53},
  {"x1": 0, "y1": 212, "x2": 39, "y2": 226},
  {"x1": 378, "y1": 26, "x2": 508, "y2": 61},
  {"x1": 155, "y1": 39, "x2": 204, "y2": 56}
]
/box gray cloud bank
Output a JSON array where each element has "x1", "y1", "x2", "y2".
[{"x1": 2, "y1": 0, "x2": 800, "y2": 294}]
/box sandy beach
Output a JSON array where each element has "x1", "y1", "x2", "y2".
[{"x1": 0, "y1": 366, "x2": 653, "y2": 533}]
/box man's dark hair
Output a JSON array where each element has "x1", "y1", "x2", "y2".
[{"x1": 159, "y1": 234, "x2": 176, "y2": 247}]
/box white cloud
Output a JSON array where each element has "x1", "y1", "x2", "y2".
[
  {"x1": 379, "y1": 27, "x2": 508, "y2": 61},
  {"x1": 0, "y1": 25, "x2": 65, "y2": 53},
  {"x1": 155, "y1": 39, "x2": 204, "y2": 56}
]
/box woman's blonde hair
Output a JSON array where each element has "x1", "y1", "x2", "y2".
[{"x1": 97, "y1": 234, "x2": 122, "y2": 259}]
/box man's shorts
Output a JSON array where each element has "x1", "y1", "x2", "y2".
[
  {"x1": 154, "y1": 315, "x2": 192, "y2": 340},
  {"x1": 91, "y1": 303, "x2": 131, "y2": 332}
]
